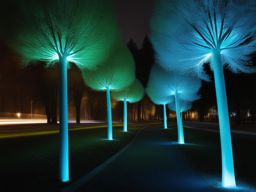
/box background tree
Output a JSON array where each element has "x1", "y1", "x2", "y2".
[
  {"x1": 112, "y1": 79, "x2": 144, "y2": 132},
  {"x1": 82, "y1": 46, "x2": 135, "y2": 140},
  {"x1": 151, "y1": 0, "x2": 256, "y2": 187},
  {"x1": 168, "y1": 98, "x2": 198, "y2": 143},
  {"x1": 161, "y1": 73, "x2": 201, "y2": 145},
  {"x1": 169, "y1": 100, "x2": 192, "y2": 114},
  {"x1": 146, "y1": 65, "x2": 173, "y2": 129}
]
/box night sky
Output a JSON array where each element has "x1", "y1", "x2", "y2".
[{"x1": 114, "y1": 0, "x2": 155, "y2": 47}]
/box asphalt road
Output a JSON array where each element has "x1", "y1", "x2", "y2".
[
  {"x1": 184, "y1": 121, "x2": 256, "y2": 136},
  {"x1": 0, "y1": 121, "x2": 255, "y2": 191},
  {"x1": 75, "y1": 125, "x2": 227, "y2": 192}
]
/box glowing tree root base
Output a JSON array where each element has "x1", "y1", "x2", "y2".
[
  {"x1": 212, "y1": 50, "x2": 236, "y2": 188},
  {"x1": 106, "y1": 87, "x2": 113, "y2": 140},
  {"x1": 163, "y1": 104, "x2": 167, "y2": 129},
  {"x1": 59, "y1": 57, "x2": 69, "y2": 182},
  {"x1": 175, "y1": 92, "x2": 185, "y2": 144},
  {"x1": 123, "y1": 98, "x2": 128, "y2": 132}
]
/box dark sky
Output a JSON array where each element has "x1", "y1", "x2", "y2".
[{"x1": 114, "y1": 0, "x2": 155, "y2": 47}]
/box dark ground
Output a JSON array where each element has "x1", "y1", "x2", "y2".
[
  {"x1": 0, "y1": 121, "x2": 255, "y2": 192},
  {"x1": 75, "y1": 122, "x2": 256, "y2": 192},
  {"x1": 0, "y1": 124, "x2": 143, "y2": 192}
]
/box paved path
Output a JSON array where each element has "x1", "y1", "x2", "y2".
[
  {"x1": 76, "y1": 126, "x2": 223, "y2": 192},
  {"x1": 184, "y1": 121, "x2": 256, "y2": 136}
]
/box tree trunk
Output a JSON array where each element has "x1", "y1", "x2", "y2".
[
  {"x1": 212, "y1": 49, "x2": 236, "y2": 187},
  {"x1": 59, "y1": 56, "x2": 69, "y2": 182},
  {"x1": 106, "y1": 86, "x2": 113, "y2": 140},
  {"x1": 163, "y1": 104, "x2": 167, "y2": 129},
  {"x1": 175, "y1": 92, "x2": 184, "y2": 144},
  {"x1": 123, "y1": 98, "x2": 128, "y2": 132}
]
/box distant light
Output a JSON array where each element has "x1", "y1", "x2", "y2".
[
  {"x1": 16, "y1": 113, "x2": 21, "y2": 118},
  {"x1": 0, "y1": 119, "x2": 47, "y2": 125},
  {"x1": 247, "y1": 111, "x2": 251, "y2": 118},
  {"x1": 230, "y1": 112, "x2": 236, "y2": 117}
]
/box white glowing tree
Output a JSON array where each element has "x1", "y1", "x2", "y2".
[{"x1": 151, "y1": 0, "x2": 256, "y2": 187}]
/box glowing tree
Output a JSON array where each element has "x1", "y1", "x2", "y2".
[
  {"x1": 112, "y1": 79, "x2": 144, "y2": 132},
  {"x1": 151, "y1": 0, "x2": 256, "y2": 187},
  {"x1": 11, "y1": 0, "x2": 119, "y2": 182},
  {"x1": 147, "y1": 65, "x2": 201, "y2": 143},
  {"x1": 146, "y1": 65, "x2": 173, "y2": 129},
  {"x1": 168, "y1": 99, "x2": 197, "y2": 138},
  {"x1": 164, "y1": 74, "x2": 201, "y2": 145},
  {"x1": 169, "y1": 100, "x2": 192, "y2": 114},
  {"x1": 82, "y1": 46, "x2": 135, "y2": 140}
]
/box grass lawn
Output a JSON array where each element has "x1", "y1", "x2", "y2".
[{"x1": 0, "y1": 124, "x2": 143, "y2": 192}]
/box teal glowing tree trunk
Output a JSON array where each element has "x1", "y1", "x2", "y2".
[
  {"x1": 169, "y1": 98, "x2": 193, "y2": 145},
  {"x1": 212, "y1": 50, "x2": 235, "y2": 186},
  {"x1": 151, "y1": 0, "x2": 256, "y2": 187},
  {"x1": 173, "y1": 91, "x2": 198, "y2": 145},
  {"x1": 163, "y1": 104, "x2": 167, "y2": 129},
  {"x1": 11, "y1": 0, "x2": 119, "y2": 182},
  {"x1": 123, "y1": 97, "x2": 128, "y2": 132},
  {"x1": 106, "y1": 86, "x2": 113, "y2": 140},
  {"x1": 112, "y1": 79, "x2": 144, "y2": 132},
  {"x1": 59, "y1": 56, "x2": 69, "y2": 181},
  {"x1": 174, "y1": 92, "x2": 184, "y2": 144},
  {"x1": 83, "y1": 46, "x2": 136, "y2": 140}
]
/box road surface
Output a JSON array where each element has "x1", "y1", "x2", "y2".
[{"x1": 75, "y1": 125, "x2": 224, "y2": 192}]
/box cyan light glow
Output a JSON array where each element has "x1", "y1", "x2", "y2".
[
  {"x1": 150, "y1": 0, "x2": 256, "y2": 187},
  {"x1": 151, "y1": 0, "x2": 256, "y2": 79}
]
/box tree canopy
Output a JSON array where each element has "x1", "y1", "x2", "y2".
[
  {"x1": 168, "y1": 100, "x2": 192, "y2": 113},
  {"x1": 151, "y1": 0, "x2": 256, "y2": 79},
  {"x1": 82, "y1": 46, "x2": 135, "y2": 91},
  {"x1": 10, "y1": 0, "x2": 119, "y2": 69},
  {"x1": 147, "y1": 64, "x2": 201, "y2": 102},
  {"x1": 112, "y1": 79, "x2": 144, "y2": 103}
]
